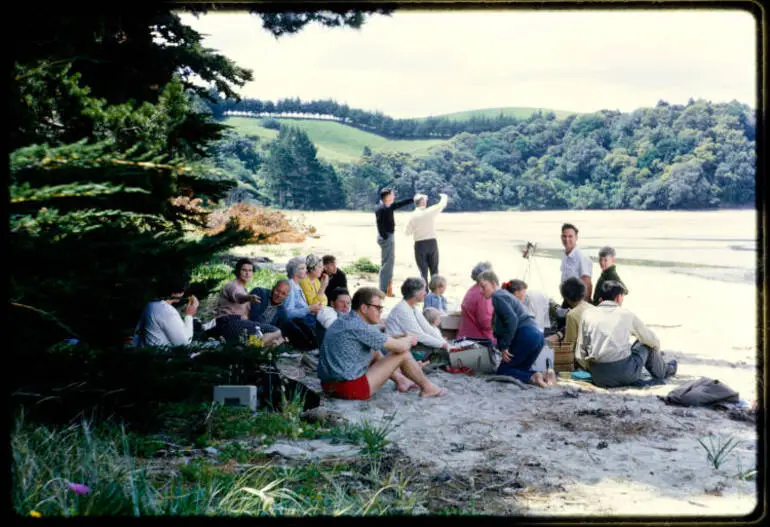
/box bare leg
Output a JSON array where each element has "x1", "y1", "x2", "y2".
[
  {"x1": 370, "y1": 351, "x2": 417, "y2": 391},
  {"x1": 365, "y1": 352, "x2": 446, "y2": 397}
]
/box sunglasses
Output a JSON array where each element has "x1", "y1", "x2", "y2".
[{"x1": 364, "y1": 303, "x2": 384, "y2": 312}]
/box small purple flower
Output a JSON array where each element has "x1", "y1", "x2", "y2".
[{"x1": 67, "y1": 482, "x2": 90, "y2": 495}]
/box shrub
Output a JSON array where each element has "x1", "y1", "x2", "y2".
[
  {"x1": 206, "y1": 203, "x2": 308, "y2": 243},
  {"x1": 261, "y1": 118, "x2": 281, "y2": 130},
  {"x1": 342, "y1": 257, "x2": 380, "y2": 275}
]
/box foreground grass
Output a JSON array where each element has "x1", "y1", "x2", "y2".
[{"x1": 12, "y1": 402, "x2": 426, "y2": 517}]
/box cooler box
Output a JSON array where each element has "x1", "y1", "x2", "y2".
[{"x1": 214, "y1": 385, "x2": 258, "y2": 411}]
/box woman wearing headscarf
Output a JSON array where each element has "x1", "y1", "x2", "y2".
[{"x1": 299, "y1": 254, "x2": 329, "y2": 306}]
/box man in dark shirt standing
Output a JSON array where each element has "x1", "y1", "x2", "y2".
[{"x1": 375, "y1": 187, "x2": 413, "y2": 296}]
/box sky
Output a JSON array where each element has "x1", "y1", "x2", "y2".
[{"x1": 177, "y1": 8, "x2": 757, "y2": 118}]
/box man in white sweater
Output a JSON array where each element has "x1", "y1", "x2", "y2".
[
  {"x1": 405, "y1": 192, "x2": 448, "y2": 286},
  {"x1": 385, "y1": 277, "x2": 449, "y2": 350},
  {"x1": 133, "y1": 278, "x2": 200, "y2": 348},
  {"x1": 576, "y1": 280, "x2": 677, "y2": 388}
]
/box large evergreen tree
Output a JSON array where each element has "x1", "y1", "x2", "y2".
[{"x1": 9, "y1": 7, "x2": 383, "y2": 350}]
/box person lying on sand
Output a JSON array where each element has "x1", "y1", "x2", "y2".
[
  {"x1": 477, "y1": 270, "x2": 555, "y2": 388},
  {"x1": 317, "y1": 286, "x2": 448, "y2": 400}
]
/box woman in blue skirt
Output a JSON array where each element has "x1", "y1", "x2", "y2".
[{"x1": 476, "y1": 270, "x2": 552, "y2": 388}]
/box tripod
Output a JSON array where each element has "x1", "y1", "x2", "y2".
[{"x1": 519, "y1": 249, "x2": 548, "y2": 296}]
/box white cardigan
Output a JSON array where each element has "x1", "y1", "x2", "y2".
[{"x1": 385, "y1": 300, "x2": 447, "y2": 348}]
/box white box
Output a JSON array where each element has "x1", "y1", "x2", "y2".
[
  {"x1": 213, "y1": 385, "x2": 258, "y2": 411},
  {"x1": 531, "y1": 345, "x2": 555, "y2": 373}
]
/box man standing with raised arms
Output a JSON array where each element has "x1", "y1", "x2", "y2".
[
  {"x1": 375, "y1": 187, "x2": 413, "y2": 297},
  {"x1": 405, "y1": 192, "x2": 448, "y2": 286}
]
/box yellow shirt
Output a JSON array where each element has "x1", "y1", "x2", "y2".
[
  {"x1": 299, "y1": 276, "x2": 327, "y2": 306},
  {"x1": 564, "y1": 300, "x2": 595, "y2": 368}
]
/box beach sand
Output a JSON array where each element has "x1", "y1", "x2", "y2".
[{"x1": 232, "y1": 209, "x2": 760, "y2": 516}]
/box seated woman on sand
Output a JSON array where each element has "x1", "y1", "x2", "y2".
[
  {"x1": 300, "y1": 254, "x2": 329, "y2": 307},
  {"x1": 278, "y1": 256, "x2": 323, "y2": 351},
  {"x1": 476, "y1": 270, "x2": 556, "y2": 388},
  {"x1": 385, "y1": 277, "x2": 449, "y2": 351},
  {"x1": 456, "y1": 261, "x2": 495, "y2": 345}
]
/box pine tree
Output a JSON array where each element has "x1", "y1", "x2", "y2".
[{"x1": 9, "y1": 7, "x2": 383, "y2": 350}]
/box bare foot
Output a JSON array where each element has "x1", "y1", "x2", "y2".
[
  {"x1": 396, "y1": 380, "x2": 420, "y2": 392},
  {"x1": 420, "y1": 386, "x2": 449, "y2": 398},
  {"x1": 530, "y1": 372, "x2": 550, "y2": 388},
  {"x1": 545, "y1": 369, "x2": 558, "y2": 386}
]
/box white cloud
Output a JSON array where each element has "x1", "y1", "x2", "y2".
[{"x1": 178, "y1": 8, "x2": 756, "y2": 117}]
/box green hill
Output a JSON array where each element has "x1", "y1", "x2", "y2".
[
  {"x1": 415, "y1": 106, "x2": 579, "y2": 121},
  {"x1": 224, "y1": 117, "x2": 446, "y2": 164}
]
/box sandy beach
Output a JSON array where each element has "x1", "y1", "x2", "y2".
[{"x1": 232, "y1": 209, "x2": 760, "y2": 516}]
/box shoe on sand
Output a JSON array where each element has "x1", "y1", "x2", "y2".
[{"x1": 665, "y1": 359, "x2": 678, "y2": 378}]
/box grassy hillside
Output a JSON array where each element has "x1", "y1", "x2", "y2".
[
  {"x1": 224, "y1": 117, "x2": 446, "y2": 164},
  {"x1": 415, "y1": 106, "x2": 579, "y2": 121}
]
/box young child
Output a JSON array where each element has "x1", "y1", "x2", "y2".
[
  {"x1": 423, "y1": 306, "x2": 443, "y2": 329},
  {"x1": 424, "y1": 275, "x2": 448, "y2": 312}
]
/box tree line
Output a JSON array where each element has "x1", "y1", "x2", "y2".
[
  {"x1": 209, "y1": 98, "x2": 756, "y2": 212},
  {"x1": 207, "y1": 95, "x2": 531, "y2": 138}
]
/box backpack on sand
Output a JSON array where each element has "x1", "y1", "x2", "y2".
[{"x1": 660, "y1": 377, "x2": 739, "y2": 407}]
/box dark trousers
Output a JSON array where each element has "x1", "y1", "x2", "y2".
[
  {"x1": 496, "y1": 325, "x2": 545, "y2": 383},
  {"x1": 216, "y1": 315, "x2": 260, "y2": 343},
  {"x1": 276, "y1": 312, "x2": 318, "y2": 351},
  {"x1": 414, "y1": 238, "x2": 439, "y2": 285}
]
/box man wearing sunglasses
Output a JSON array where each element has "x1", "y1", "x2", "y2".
[{"x1": 317, "y1": 286, "x2": 448, "y2": 400}]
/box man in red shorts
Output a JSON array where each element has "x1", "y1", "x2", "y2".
[{"x1": 317, "y1": 286, "x2": 448, "y2": 400}]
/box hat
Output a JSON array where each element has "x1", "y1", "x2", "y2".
[
  {"x1": 413, "y1": 193, "x2": 428, "y2": 204},
  {"x1": 306, "y1": 254, "x2": 322, "y2": 271}
]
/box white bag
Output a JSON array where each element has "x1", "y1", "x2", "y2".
[
  {"x1": 448, "y1": 341, "x2": 499, "y2": 374},
  {"x1": 531, "y1": 345, "x2": 554, "y2": 373}
]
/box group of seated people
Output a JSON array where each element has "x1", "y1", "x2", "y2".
[
  {"x1": 133, "y1": 254, "x2": 349, "y2": 352},
  {"x1": 133, "y1": 239, "x2": 677, "y2": 400}
]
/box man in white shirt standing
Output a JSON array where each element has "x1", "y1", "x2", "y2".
[
  {"x1": 133, "y1": 278, "x2": 200, "y2": 348},
  {"x1": 405, "y1": 192, "x2": 448, "y2": 286},
  {"x1": 559, "y1": 222, "x2": 593, "y2": 303},
  {"x1": 576, "y1": 280, "x2": 677, "y2": 388}
]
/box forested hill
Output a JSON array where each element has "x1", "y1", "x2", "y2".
[{"x1": 213, "y1": 98, "x2": 756, "y2": 212}]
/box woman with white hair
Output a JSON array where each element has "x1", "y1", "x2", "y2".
[
  {"x1": 277, "y1": 255, "x2": 323, "y2": 351},
  {"x1": 299, "y1": 254, "x2": 330, "y2": 306},
  {"x1": 456, "y1": 261, "x2": 495, "y2": 344},
  {"x1": 385, "y1": 277, "x2": 449, "y2": 350}
]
